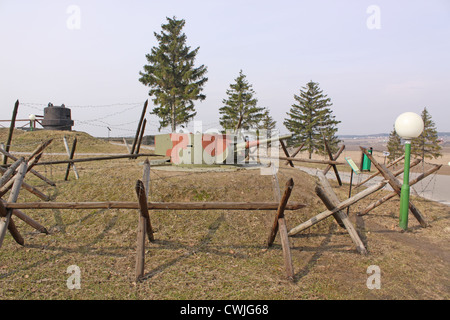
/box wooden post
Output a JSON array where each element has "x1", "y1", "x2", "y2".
[
  {"x1": 123, "y1": 138, "x2": 131, "y2": 153},
  {"x1": 360, "y1": 147, "x2": 428, "y2": 227},
  {"x1": 135, "y1": 118, "x2": 147, "y2": 156},
  {"x1": 64, "y1": 137, "x2": 78, "y2": 181},
  {"x1": 315, "y1": 172, "x2": 367, "y2": 254},
  {"x1": 323, "y1": 145, "x2": 345, "y2": 175},
  {"x1": 135, "y1": 209, "x2": 147, "y2": 282},
  {"x1": 135, "y1": 180, "x2": 154, "y2": 242},
  {"x1": 3, "y1": 100, "x2": 19, "y2": 165},
  {"x1": 131, "y1": 100, "x2": 148, "y2": 155},
  {"x1": 280, "y1": 140, "x2": 294, "y2": 168},
  {"x1": 288, "y1": 181, "x2": 387, "y2": 236},
  {"x1": 267, "y1": 178, "x2": 294, "y2": 247},
  {"x1": 316, "y1": 172, "x2": 345, "y2": 228},
  {"x1": 63, "y1": 136, "x2": 79, "y2": 179},
  {"x1": 0, "y1": 162, "x2": 27, "y2": 248},
  {"x1": 267, "y1": 168, "x2": 295, "y2": 280}
]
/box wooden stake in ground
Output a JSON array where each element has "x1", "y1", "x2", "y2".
[
  {"x1": 360, "y1": 147, "x2": 428, "y2": 228},
  {"x1": 135, "y1": 160, "x2": 154, "y2": 282},
  {"x1": 131, "y1": 100, "x2": 148, "y2": 155},
  {"x1": 0, "y1": 162, "x2": 28, "y2": 248},
  {"x1": 64, "y1": 137, "x2": 78, "y2": 181},
  {"x1": 3, "y1": 100, "x2": 19, "y2": 165},
  {"x1": 267, "y1": 166, "x2": 295, "y2": 280},
  {"x1": 284, "y1": 143, "x2": 304, "y2": 166},
  {"x1": 323, "y1": 145, "x2": 345, "y2": 175},
  {"x1": 135, "y1": 118, "x2": 147, "y2": 156}
]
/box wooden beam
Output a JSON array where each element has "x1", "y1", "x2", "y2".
[
  {"x1": 280, "y1": 140, "x2": 294, "y2": 167},
  {"x1": 316, "y1": 171, "x2": 345, "y2": 228},
  {"x1": 275, "y1": 156, "x2": 345, "y2": 166},
  {"x1": 322, "y1": 137, "x2": 343, "y2": 186},
  {"x1": 267, "y1": 178, "x2": 294, "y2": 247},
  {"x1": 3, "y1": 100, "x2": 19, "y2": 165},
  {"x1": 323, "y1": 145, "x2": 345, "y2": 175},
  {"x1": 35, "y1": 153, "x2": 159, "y2": 165},
  {"x1": 4, "y1": 201, "x2": 307, "y2": 211},
  {"x1": 315, "y1": 172, "x2": 367, "y2": 255},
  {"x1": 135, "y1": 118, "x2": 147, "y2": 156},
  {"x1": 131, "y1": 100, "x2": 148, "y2": 155},
  {"x1": 63, "y1": 136, "x2": 79, "y2": 179}
]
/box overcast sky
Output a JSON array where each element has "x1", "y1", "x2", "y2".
[{"x1": 1, "y1": 0, "x2": 449, "y2": 137}]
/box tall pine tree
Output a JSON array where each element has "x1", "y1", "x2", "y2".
[
  {"x1": 219, "y1": 70, "x2": 265, "y2": 132},
  {"x1": 284, "y1": 81, "x2": 341, "y2": 159},
  {"x1": 411, "y1": 107, "x2": 442, "y2": 161},
  {"x1": 386, "y1": 126, "x2": 403, "y2": 162},
  {"x1": 139, "y1": 16, "x2": 208, "y2": 132}
]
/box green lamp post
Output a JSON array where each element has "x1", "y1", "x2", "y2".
[{"x1": 394, "y1": 112, "x2": 424, "y2": 230}]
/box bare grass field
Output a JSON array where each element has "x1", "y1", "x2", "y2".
[{"x1": 0, "y1": 130, "x2": 449, "y2": 300}]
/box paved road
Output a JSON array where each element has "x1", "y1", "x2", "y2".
[{"x1": 296, "y1": 166, "x2": 450, "y2": 206}]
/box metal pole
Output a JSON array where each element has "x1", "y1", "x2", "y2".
[
  {"x1": 347, "y1": 170, "x2": 354, "y2": 215},
  {"x1": 399, "y1": 140, "x2": 411, "y2": 230}
]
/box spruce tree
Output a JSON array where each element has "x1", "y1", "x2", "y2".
[
  {"x1": 284, "y1": 81, "x2": 341, "y2": 159},
  {"x1": 219, "y1": 70, "x2": 265, "y2": 132},
  {"x1": 139, "y1": 16, "x2": 208, "y2": 132},
  {"x1": 386, "y1": 126, "x2": 403, "y2": 162},
  {"x1": 411, "y1": 107, "x2": 442, "y2": 161}
]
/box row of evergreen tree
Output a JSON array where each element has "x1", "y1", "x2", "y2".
[
  {"x1": 138, "y1": 17, "x2": 341, "y2": 157},
  {"x1": 138, "y1": 16, "x2": 442, "y2": 161}
]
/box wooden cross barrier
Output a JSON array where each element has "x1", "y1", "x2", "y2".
[
  {"x1": 63, "y1": 136, "x2": 79, "y2": 180},
  {"x1": 322, "y1": 136, "x2": 344, "y2": 186},
  {"x1": 288, "y1": 177, "x2": 388, "y2": 236},
  {"x1": 283, "y1": 143, "x2": 305, "y2": 167},
  {"x1": 1, "y1": 159, "x2": 306, "y2": 281},
  {"x1": 360, "y1": 147, "x2": 429, "y2": 228},
  {"x1": 0, "y1": 139, "x2": 56, "y2": 187},
  {"x1": 354, "y1": 155, "x2": 405, "y2": 189}
]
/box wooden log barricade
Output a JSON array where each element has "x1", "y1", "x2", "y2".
[{"x1": 1, "y1": 156, "x2": 307, "y2": 282}]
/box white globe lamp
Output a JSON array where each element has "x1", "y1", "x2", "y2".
[{"x1": 29, "y1": 114, "x2": 36, "y2": 131}]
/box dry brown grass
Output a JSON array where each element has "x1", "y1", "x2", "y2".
[{"x1": 0, "y1": 130, "x2": 449, "y2": 300}]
